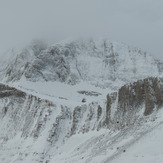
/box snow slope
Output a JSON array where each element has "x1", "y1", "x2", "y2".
[
  {"x1": 111, "y1": 119, "x2": 163, "y2": 163},
  {"x1": 8, "y1": 80, "x2": 110, "y2": 108},
  {"x1": 48, "y1": 110, "x2": 163, "y2": 163}
]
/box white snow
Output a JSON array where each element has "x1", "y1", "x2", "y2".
[
  {"x1": 111, "y1": 120, "x2": 163, "y2": 163},
  {"x1": 0, "y1": 38, "x2": 162, "y2": 163},
  {"x1": 8, "y1": 80, "x2": 111, "y2": 108}
]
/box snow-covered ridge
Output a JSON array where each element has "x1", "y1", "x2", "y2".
[{"x1": 1, "y1": 38, "x2": 162, "y2": 89}]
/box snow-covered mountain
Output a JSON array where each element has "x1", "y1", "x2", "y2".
[
  {"x1": 1, "y1": 38, "x2": 162, "y2": 89},
  {"x1": 0, "y1": 38, "x2": 163, "y2": 163}
]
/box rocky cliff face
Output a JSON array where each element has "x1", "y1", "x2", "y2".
[
  {"x1": 0, "y1": 77, "x2": 163, "y2": 162},
  {"x1": 105, "y1": 77, "x2": 163, "y2": 128},
  {"x1": 0, "y1": 84, "x2": 54, "y2": 141},
  {"x1": 1, "y1": 39, "x2": 161, "y2": 88},
  {"x1": 1, "y1": 77, "x2": 163, "y2": 137}
]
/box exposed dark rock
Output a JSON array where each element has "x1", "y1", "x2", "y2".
[
  {"x1": 82, "y1": 98, "x2": 86, "y2": 103},
  {"x1": 78, "y1": 91, "x2": 102, "y2": 96},
  {"x1": 103, "y1": 94, "x2": 111, "y2": 126},
  {"x1": 97, "y1": 105, "x2": 102, "y2": 121},
  {"x1": 71, "y1": 106, "x2": 81, "y2": 135},
  {"x1": 103, "y1": 92, "x2": 117, "y2": 126},
  {"x1": 115, "y1": 77, "x2": 163, "y2": 118},
  {"x1": 47, "y1": 106, "x2": 71, "y2": 144},
  {"x1": 0, "y1": 84, "x2": 26, "y2": 98}
]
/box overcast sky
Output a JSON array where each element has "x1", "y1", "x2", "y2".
[{"x1": 0, "y1": 0, "x2": 163, "y2": 59}]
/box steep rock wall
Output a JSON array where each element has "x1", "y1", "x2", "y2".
[{"x1": 107, "y1": 77, "x2": 163, "y2": 127}]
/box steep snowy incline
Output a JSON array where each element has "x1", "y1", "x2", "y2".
[
  {"x1": 46, "y1": 110, "x2": 163, "y2": 163},
  {"x1": 111, "y1": 119, "x2": 163, "y2": 163},
  {"x1": 1, "y1": 38, "x2": 162, "y2": 90}
]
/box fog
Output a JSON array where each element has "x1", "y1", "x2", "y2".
[{"x1": 0, "y1": 0, "x2": 163, "y2": 59}]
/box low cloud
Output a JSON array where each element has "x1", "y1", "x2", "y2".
[{"x1": 0, "y1": 0, "x2": 163, "y2": 59}]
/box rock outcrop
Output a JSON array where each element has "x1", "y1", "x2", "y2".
[{"x1": 106, "y1": 77, "x2": 163, "y2": 127}]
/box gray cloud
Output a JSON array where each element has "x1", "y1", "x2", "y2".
[{"x1": 0, "y1": 0, "x2": 163, "y2": 59}]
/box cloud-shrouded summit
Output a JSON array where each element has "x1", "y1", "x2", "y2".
[{"x1": 0, "y1": 0, "x2": 163, "y2": 59}]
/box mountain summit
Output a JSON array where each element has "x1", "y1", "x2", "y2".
[{"x1": 2, "y1": 38, "x2": 162, "y2": 88}]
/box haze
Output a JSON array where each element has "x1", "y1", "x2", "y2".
[{"x1": 0, "y1": 0, "x2": 163, "y2": 59}]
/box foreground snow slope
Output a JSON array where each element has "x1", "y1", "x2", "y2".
[
  {"x1": 111, "y1": 119, "x2": 163, "y2": 163},
  {"x1": 48, "y1": 110, "x2": 163, "y2": 163}
]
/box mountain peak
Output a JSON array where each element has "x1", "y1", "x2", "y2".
[{"x1": 1, "y1": 38, "x2": 161, "y2": 91}]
